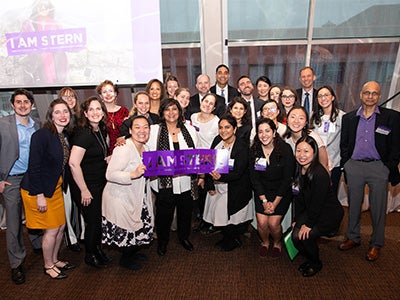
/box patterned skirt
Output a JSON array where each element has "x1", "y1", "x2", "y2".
[{"x1": 102, "y1": 201, "x2": 153, "y2": 247}]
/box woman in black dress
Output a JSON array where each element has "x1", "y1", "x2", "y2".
[
  {"x1": 292, "y1": 136, "x2": 343, "y2": 277},
  {"x1": 250, "y1": 118, "x2": 295, "y2": 257}
]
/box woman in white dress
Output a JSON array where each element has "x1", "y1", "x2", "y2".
[
  {"x1": 203, "y1": 116, "x2": 253, "y2": 251},
  {"x1": 102, "y1": 116, "x2": 153, "y2": 270}
]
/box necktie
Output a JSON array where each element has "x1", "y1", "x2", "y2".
[
  {"x1": 304, "y1": 92, "x2": 310, "y2": 116},
  {"x1": 221, "y1": 89, "x2": 225, "y2": 97}
]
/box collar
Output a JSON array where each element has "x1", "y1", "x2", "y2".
[{"x1": 356, "y1": 105, "x2": 380, "y2": 118}]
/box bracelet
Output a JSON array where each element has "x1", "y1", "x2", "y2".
[{"x1": 261, "y1": 199, "x2": 268, "y2": 203}]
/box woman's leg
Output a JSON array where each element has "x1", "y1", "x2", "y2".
[
  {"x1": 268, "y1": 215, "x2": 283, "y2": 249},
  {"x1": 256, "y1": 213, "x2": 270, "y2": 248},
  {"x1": 52, "y1": 224, "x2": 65, "y2": 263}
]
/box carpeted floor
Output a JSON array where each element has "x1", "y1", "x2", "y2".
[{"x1": 0, "y1": 208, "x2": 399, "y2": 299}]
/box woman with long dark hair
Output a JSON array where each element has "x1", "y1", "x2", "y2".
[
  {"x1": 203, "y1": 116, "x2": 253, "y2": 251},
  {"x1": 21, "y1": 99, "x2": 74, "y2": 279},
  {"x1": 292, "y1": 136, "x2": 343, "y2": 277},
  {"x1": 250, "y1": 118, "x2": 295, "y2": 257},
  {"x1": 310, "y1": 85, "x2": 345, "y2": 195}
]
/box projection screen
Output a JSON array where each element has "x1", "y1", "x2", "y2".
[{"x1": 0, "y1": 0, "x2": 163, "y2": 88}]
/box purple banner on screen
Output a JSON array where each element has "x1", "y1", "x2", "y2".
[
  {"x1": 143, "y1": 149, "x2": 229, "y2": 177},
  {"x1": 6, "y1": 28, "x2": 87, "y2": 56}
]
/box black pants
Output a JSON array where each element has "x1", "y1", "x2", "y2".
[
  {"x1": 81, "y1": 182, "x2": 105, "y2": 254},
  {"x1": 292, "y1": 225, "x2": 321, "y2": 266},
  {"x1": 156, "y1": 189, "x2": 192, "y2": 245}
]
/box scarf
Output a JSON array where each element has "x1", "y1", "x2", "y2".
[{"x1": 157, "y1": 123, "x2": 198, "y2": 200}]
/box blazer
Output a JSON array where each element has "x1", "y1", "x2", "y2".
[
  {"x1": 0, "y1": 115, "x2": 41, "y2": 181},
  {"x1": 21, "y1": 128, "x2": 64, "y2": 198},
  {"x1": 340, "y1": 107, "x2": 400, "y2": 185},
  {"x1": 210, "y1": 84, "x2": 239, "y2": 103},
  {"x1": 186, "y1": 93, "x2": 227, "y2": 119},
  {"x1": 205, "y1": 137, "x2": 252, "y2": 218}
]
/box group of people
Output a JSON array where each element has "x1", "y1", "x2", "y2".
[{"x1": 0, "y1": 65, "x2": 399, "y2": 283}]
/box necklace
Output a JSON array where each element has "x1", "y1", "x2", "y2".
[{"x1": 93, "y1": 130, "x2": 107, "y2": 158}]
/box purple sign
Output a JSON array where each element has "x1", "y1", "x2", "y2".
[
  {"x1": 6, "y1": 28, "x2": 87, "y2": 56},
  {"x1": 143, "y1": 149, "x2": 229, "y2": 177}
]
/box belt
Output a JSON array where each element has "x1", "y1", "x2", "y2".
[
  {"x1": 9, "y1": 173, "x2": 25, "y2": 177},
  {"x1": 355, "y1": 158, "x2": 380, "y2": 163}
]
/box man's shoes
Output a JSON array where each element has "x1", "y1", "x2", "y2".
[
  {"x1": 298, "y1": 261, "x2": 311, "y2": 273},
  {"x1": 11, "y1": 265, "x2": 25, "y2": 284},
  {"x1": 68, "y1": 243, "x2": 81, "y2": 252},
  {"x1": 338, "y1": 239, "x2": 360, "y2": 251},
  {"x1": 157, "y1": 243, "x2": 167, "y2": 256},
  {"x1": 85, "y1": 254, "x2": 107, "y2": 268},
  {"x1": 95, "y1": 247, "x2": 112, "y2": 264},
  {"x1": 180, "y1": 239, "x2": 194, "y2": 251},
  {"x1": 221, "y1": 238, "x2": 242, "y2": 252},
  {"x1": 366, "y1": 246, "x2": 380, "y2": 261}
]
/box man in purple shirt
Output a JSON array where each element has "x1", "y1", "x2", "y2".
[{"x1": 338, "y1": 81, "x2": 400, "y2": 261}]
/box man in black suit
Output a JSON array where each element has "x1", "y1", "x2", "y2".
[
  {"x1": 210, "y1": 64, "x2": 239, "y2": 106},
  {"x1": 296, "y1": 66, "x2": 318, "y2": 118},
  {"x1": 237, "y1": 75, "x2": 264, "y2": 129},
  {"x1": 187, "y1": 74, "x2": 226, "y2": 118},
  {"x1": 338, "y1": 81, "x2": 400, "y2": 262}
]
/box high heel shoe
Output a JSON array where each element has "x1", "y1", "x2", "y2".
[
  {"x1": 43, "y1": 265, "x2": 67, "y2": 279},
  {"x1": 54, "y1": 260, "x2": 76, "y2": 271}
]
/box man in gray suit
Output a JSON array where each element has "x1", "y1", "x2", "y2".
[{"x1": 0, "y1": 89, "x2": 41, "y2": 284}]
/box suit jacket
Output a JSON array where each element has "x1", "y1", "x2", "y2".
[
  {"x1": 20, "y1": 128, "x2": 64, "y2": 198},
  {"x1": 340, "y1": 107, "x2": 400, "y2": 185},
  {"x1": 0, "y1": 115, "x2": 41, "y2": 181},
  {"x1": 210, "y1": 84, "x2": 239, "y2": 103},
  {"x1": 205, "y1": 137, "x2": 252, "y2": 218},
  {"x1": 186, "y1": 93, "x2": 227, "y2": 119},
  {"x1": 296, "y1": 88, "x2": 318, "y2": 116},
  {"x1": 245, "y1": 97, "x2": 264, "y2": 122}
]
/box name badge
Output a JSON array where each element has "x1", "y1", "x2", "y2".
[
  {"x1": 254, "y1": 157, "x2": 267, "y2": 171},
  {"x1": 376, "y1": 126, "x2": 391, "y2": 135},
  {"x1": 228, "y1": 159, "x2": 235, "y2": 170}
]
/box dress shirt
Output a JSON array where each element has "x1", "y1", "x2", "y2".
[
  {"x1": 9, "y1": 116, "x2": 36, "y2": 175},
  {"x1": 351, "y1": 106, "x2": 381, "y2": 160}
]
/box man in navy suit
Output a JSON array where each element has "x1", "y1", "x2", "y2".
[
  {"x1": 187, "y1": 74, "x2": 226, "y2": 118},
  {"x1": 339, "y1": 81, "x2": 400, "y2": 262},
  {"x1": 210, "y1": 64, "x2": 239, "y2": 106},
  {"x1": 0, "y1": 89, "x2": 41, "y2": 284},
  {"x1": 296, "y1": 66, "x2": 318, "y2": 118},
  {"x1": 237, "y1": 75, "x2": 264, "y2": 129}
]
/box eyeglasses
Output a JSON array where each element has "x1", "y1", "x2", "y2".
[
  {"x1": 362, "y1": 91, "x2": 380, "y2": 97},
  {"x1": 263, "y1": 107, "x2": 278, "y2": 112},
  {"x1": 317, "y1": 93, "x2": 331, "y2": 99},
  {"x1": 281, "y1": 95, "x2": 295, "y2": 99},
  {"x1": 62, "y1": 95, "x2": 76, "y2": 100}
]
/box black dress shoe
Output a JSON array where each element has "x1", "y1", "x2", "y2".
[
  {"x1": 157, "y1": 244, "x2": 167, "y2": 256},
  {"x1": 302, "y1": 263, "x2": 322, "y2": 277},
  {"x1": 298, "y1": 261, "x2": 311, "y2": 273},
  {"x1": 85, "y1": 254, "x2": 107, "y2": 268},
  {"x1": 95, "y1": 247, "x2": 112, "y2": 264},
  {"x1": 221, "y1": 238, "x2": 241, "y2": 252},
  {"x1": 68, "y1": 243, "x2": 81, "y2": 252},
  {"x1": 180, "y1": 239, "x2": 194, "y2": 251},
  {"x1": 54, "y1": 260, "x2": 76, "y2": 271},
  {"x1": 11, "y1": 265, "x2": 25, "y2": 285}
]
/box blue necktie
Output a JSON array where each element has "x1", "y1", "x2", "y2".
[{"x1": 304, "y1": 92, "x2": 310, "y2": 115}]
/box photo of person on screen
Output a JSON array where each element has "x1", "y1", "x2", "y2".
[{"x1": 21, "y1": 0, "x2": 68, "y2": 84}]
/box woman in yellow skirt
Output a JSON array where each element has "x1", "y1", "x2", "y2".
[{"x1": 21, "y1": 99, "x2": 74, "y2": 279}]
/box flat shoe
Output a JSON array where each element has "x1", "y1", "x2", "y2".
[
  {"x1": 269, "y1": 247, "x2": 282, "y2": 258},
  {"x1": 54, "y1": 260, "x2": 76, "y2": 271},
  {"x1": 180, "y1": 239, "x2": 194, "y2": 251},
  {"x1": 85, "y1": 254, "x2": 107, "y2": 268},
  {"x1": 258, "y1": 245, "x2": 269, "y2": 257}
]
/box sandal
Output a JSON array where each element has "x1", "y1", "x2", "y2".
[
  {"x1": 54, "y1": 260, "x2": 76, "y2": 271},
  {"x1": 43, "y1": 265, "x2": 67, "y2": 279}
]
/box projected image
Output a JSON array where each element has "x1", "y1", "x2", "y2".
[{"x1": 0, "y1": 0, "x2": 162, "y2": 88}]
